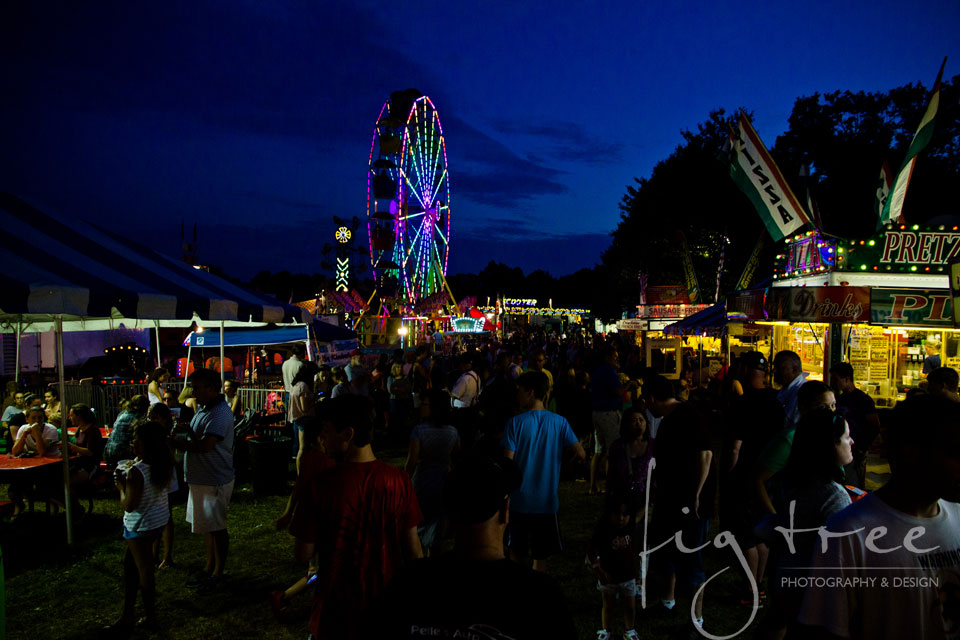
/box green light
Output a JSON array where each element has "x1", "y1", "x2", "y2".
[
  {"x1": 910, "y1": 265, "x2": 918, "y2": 272},
  {"x1": 912, "y1": 225, "x2": 919, "y2": 231},
  {"x1": 868, "y1": 240, "x2": 875, "y2": 246},
  {"x1": 860, "y1": 264, "x2": 867, "y2": 271}
]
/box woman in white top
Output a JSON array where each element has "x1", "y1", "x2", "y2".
[
  {"x1": 109, "y1": 420, "x2": 173, "y2": 633},
  {"x1": 147, "y1": 367, "x2": 170, "y2": 405}
]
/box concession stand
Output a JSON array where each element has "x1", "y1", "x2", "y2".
[
  {"x1": 626, "y1": 286, "x2": 710, "y2": 379},
  {"x1": 762, "y1": 225, "x2": 958, "y2": 406}
]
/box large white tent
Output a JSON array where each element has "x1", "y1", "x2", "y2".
[{"x1": 0, "y1": 193, "x2": 308, "y2": 543}]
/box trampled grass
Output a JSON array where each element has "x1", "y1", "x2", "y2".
[{"x1": 2, "y1": 448, "x2": 761, "y2": 639}]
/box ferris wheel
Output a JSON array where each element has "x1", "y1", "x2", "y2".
[{"x1": 366, "y1": 89, "x2": 451, "y2": 305}]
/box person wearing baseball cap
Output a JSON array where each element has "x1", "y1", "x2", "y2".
[{"x1": 364, "y1": 454, "x2": 576, "y2": 639}]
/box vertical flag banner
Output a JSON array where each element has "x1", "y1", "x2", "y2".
[
  {"x1": 728, "y1": 112, "x2": 811, "y2": 240},
  {"x1": 874, "y1": 159, "x2": 894, "y2": 223},
  {"x1": 880, "y1": 57, "x2": 948, "y2": 226},
  {"x1": 677, "y1": 231, "x2": 702, "y2": 303},
  {"x1": 736, "y1": 233, "x2": 765, "y2": 291}
]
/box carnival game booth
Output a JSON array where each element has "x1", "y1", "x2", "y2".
[
  {"x1": 763, "y1": 225, "x2": 958, "y2": 407},
  {"x1": 480, "y1": 298, "x2": 590, "y2": 337},
  {"x1": 663, "y1": 292, "x2": 774, "y2": 383},
  {"x1": 0, "y1": 193, "x2": 309, "y2": 544},
  {"x1": 626, "y1": 286, "x2": 710, "y2": 380}
]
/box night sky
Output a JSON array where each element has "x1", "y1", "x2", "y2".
[{"x1": 2, "y1": 1, "x2": 958, "y2": 280}]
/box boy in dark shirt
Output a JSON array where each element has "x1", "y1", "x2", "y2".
[
  {"x1": 364, "y1": 454, "x2": 577, "y2": 639},
  {"x1": 588, "y1": 492, "x2": 640, "y2": 640}
]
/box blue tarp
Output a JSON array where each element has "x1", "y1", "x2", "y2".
[
  {"x1": 185, "y1": 326, "x2": 308, "y2": 348},
  {"x1": 185, "y1": 320, "x2": 356, "y2": 347}
]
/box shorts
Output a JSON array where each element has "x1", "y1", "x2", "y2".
[
  {"x1": 506, "y1": 512, "x2": 563, "y2": 560},
  {"x1": 597, "y1": 578, "x2": 638, "y2": 598},
  {"x1": 186, "y1": 480, "x2": 235, "y2": 533},
  {"x1": 593, "y1": 410, "x2": 621, "y2": 454},
  {"x1": 649, "y1": 514, "x2": 710, "y2": 590},
  {"x1": 122, "y1": 524, "x2": 164, "y2": 540}
]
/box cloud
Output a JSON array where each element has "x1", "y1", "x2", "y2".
[{"x1": 491, "y1": 119, "x2": 625, "y2": 165}]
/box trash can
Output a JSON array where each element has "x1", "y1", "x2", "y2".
[{"x1": 247, "y1": 435, "x2": 292, "y2": 495}]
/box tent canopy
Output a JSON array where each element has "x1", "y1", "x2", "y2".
[
  {"x1": 185, "y1": 326, "x2": 309, "y2": 348},
  {"x1": 0, "y1": 193, "x2": 308, "y2": 331},
  {"x1": 663, "y1": 302, "x2": 726, "y2": 336}
]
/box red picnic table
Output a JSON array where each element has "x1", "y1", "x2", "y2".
[{"x1": 0, "y1": 453, "x2": 74, "y2": 514}]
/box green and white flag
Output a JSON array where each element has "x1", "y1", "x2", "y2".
[
  {"x1": 875, "y1": 159, "x2": 893, "y2": 223},
  {"x1": 728, "y1": 112, "x2": 811, "y2": 241},
  {"x1": 880, "y1": 57, "x2": 947, "y2": 226}
]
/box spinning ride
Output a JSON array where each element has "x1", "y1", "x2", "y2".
[{"x1": 366, "y1": 89, "x2": 451, "y2": 306}]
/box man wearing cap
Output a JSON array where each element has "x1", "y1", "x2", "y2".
[
  {"x1": 722, "y1": 352, "x2": 784, "y2": 606},
  {"x1": 364, "y1": 454, "x2": 577, "y2": 639},
  {"x1": 502, "y1": 371, "x2": 586, "y2": 572}
]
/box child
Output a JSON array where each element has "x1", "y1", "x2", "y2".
[
  {"x1": 587, "y1": 492, "x2": 639, "y2": 640},
  {"x1": 271, "y1": 415, "x2": 334, "y2": 619},
  {"x1": 108, "y1": 420, "x2": 173, "y2": 633}
]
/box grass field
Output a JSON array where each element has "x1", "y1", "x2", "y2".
[{"x1": 2, "y1": 447, "x2": 763, "y2": 640}]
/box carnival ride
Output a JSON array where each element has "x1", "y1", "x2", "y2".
[{"x1": 366, "y1": 89, "x2": 454, "y2": 308}]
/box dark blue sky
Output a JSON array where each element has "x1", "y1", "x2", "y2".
[{"x1": 2, "y1": 1, "x2": 958, "y2": 279}]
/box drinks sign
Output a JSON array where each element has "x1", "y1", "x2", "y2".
[
  {"x1": 870, "y1": 288, "x2": 954, "y2": 326},
  {"x1": 787, "y1": 286, "x2": 870, "y2": 323}
]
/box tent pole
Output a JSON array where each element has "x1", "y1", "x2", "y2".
[
  {"x1": 14, "y1": 317, "x2": 22, "y2": 384},
  {"x1": 155, "y1": 320, "x2": 162, "y2": 367},
  {"x1": 219, "y1": 321, "x2": 225, "y2": 388},
  {"x1": 184, "y1": 345, "x2": 191, "y2": 391},
  {"x1": 56, "y1": 315, "x2": 74, "y2": 546}
]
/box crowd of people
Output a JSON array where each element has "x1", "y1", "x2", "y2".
[{"x1": 3, "y1": 328, "x2": 959, "y2": 639}]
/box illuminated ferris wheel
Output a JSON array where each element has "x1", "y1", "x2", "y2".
[{"x1": 366, "y1": 89, "x2": 451, "y2": 304}]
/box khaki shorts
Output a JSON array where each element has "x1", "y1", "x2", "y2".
[
  {"x1": 593, "y1": 410, "x2": 621, "y2": 454},
  {"x1": 186, "y1": 480, "x2": 234, "y2": 533}
]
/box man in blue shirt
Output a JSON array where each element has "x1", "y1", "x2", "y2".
[
  {"x1": 171, "y1": 368, "x2": 235, "y2": 590},
  {"x1": 501, "y1": 371, "x2": 585, "y2": 572}
]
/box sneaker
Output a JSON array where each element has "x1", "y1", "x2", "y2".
[
  {"x1": 623, "y1": 631, "x2": 639, "y2": 640},
  {"x1": 186, "y1": 569, "x2": 211, "y2": 587},
  {"x1": 198, "y1": 574, "x2": 226, "y2": 593},
  {"x1": 596, "y1": 631, "x2": 610, "y2": 640},
  {"x1": 270, "y1": 591, "x2": 288, "y2": 621}
]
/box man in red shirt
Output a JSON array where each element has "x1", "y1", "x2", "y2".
[{"x1": 291, "y1": 395, "x2": 422, "y2": 639}]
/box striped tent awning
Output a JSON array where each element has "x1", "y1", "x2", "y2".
[{"x1": 0, "y1": 193, "x2": 308, "y2": 331}]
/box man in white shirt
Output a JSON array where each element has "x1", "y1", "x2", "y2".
[
  {"x1": 798, "y1": 394, "x2": 960, "y2": 640},
  {"x1": 450, "y1": 356, "x2": 481, "y2": 409}
]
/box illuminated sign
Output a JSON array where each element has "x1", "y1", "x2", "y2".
[
  {"x1": 636, "y1": 304, "x2": 709, "y2": 319},
  {"x1": 503, "y1": 298, "x2": 537, "y2": 307},
  {"x1": 335, "y1": 227, "x2": 352, "y2": 243},
  {"x1": 452, "y1": 317, "x2": 485, "y2": 332},
  {"x1": 336, "y1": 257, "x2": 349, "y2": 291},
  {"x1": 774, "y1": 231, "x2": 836, "y2": 280},
  {"x1": 870, "y1": 288, "x2": 953, "y2": 326},
  {"x1": 778, "y1": 224, "x2": 960, "y2": 278}
]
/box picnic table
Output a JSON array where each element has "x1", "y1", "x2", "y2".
[{"x1": 0, "y1": 453, "x2": 72, "y2": 513}]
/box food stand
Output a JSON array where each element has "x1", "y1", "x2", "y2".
[{"x1": 766, "y1": 225, "x2": 957, "y2": 406}]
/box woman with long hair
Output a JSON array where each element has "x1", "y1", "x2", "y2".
[
  {"x1": 108, "y1": 420, "x2": 174, "y2": 632},
  {"x1": 762, "y1": 408, "x2": 854, "y2": 638},
  {"x1": 147, "y1": 368, "x2": 170, "y2": 406},
  {"x1": 405, "y1": 388, "x2": 460, "y2": 555}
]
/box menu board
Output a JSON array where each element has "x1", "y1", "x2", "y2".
[{"x1": 869, "y1": 361, "x2": 889, "y2": 380}]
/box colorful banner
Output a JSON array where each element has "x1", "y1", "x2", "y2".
[
  {"x1": 737, "y1": 234, "x2": 765, "y2": 290},
  {"x1": 678, "y1": 231, "x2": 702, "y2": 303},
  {"x1": 874, "y1": 159, "x2": 893, "y2": 223},
  {"x1": 870, "y1": 288, "x2": 953, "y2": 326},
  {"x1": 880, "y1": 58, "x2": 947, "y2": 226},
  {"x1": 727, "y1": 112, "x2": 811, "y2": 240}
]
